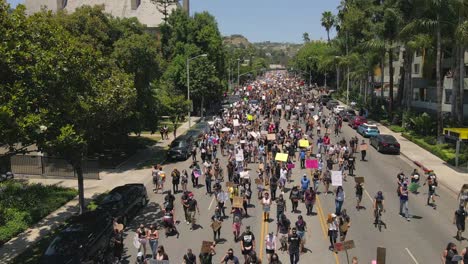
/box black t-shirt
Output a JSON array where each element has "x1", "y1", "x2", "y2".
[
  {"x1": 455, "y1": 209, "x2": 467, "y2": 223},
  {"x1": 288, "y1": 234, "x2": 301, "y2": 253},
  {"x1": 199, "y1": 252, "x2": 214, "y2": 264},
  {"x1": 188, "y1": 199, "x2": 198, "y2": 211},
  {"x1": 183, "y1": 253, "x2": 197, "y2": 264},
  {"x1": 295, "y1": 220, "x2": 306, "y2": 231},
  {"x1": 355, "y1": 185, "x2": 363, "y2": 195},
  {"x1": 276, "y1": 199, "x2": 286, "y2": 212},
  {"x1": 278, "y1": 219, "x2": 291, "y2": 234},
  {"x1": 240, "y1": 231, "x2": 255, "y2": 248}
]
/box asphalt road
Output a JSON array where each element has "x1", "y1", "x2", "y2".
[{"x1": 118, "y1": 109, "x2": 467, "y2": 264}]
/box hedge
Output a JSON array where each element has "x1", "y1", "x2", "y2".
[
  {"x1": 0, "y1": 181, "x2": 77, "y2": 245},
  {"x1": 401, "y1": 133, "x2": 464, "y2": 165}
]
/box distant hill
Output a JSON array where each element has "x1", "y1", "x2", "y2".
[
  {"x1": 223, "y1": 34, "x2": 252, "y2": 48},
  {"x1": 223, "y1": 35, "x2": 302, "y2": 66}
]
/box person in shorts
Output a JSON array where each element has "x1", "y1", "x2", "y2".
[
  {"x1": 239, "y1": 226, "x2": 255, "y2": 262},
  {"x1": 264, "y1": 232, "x2": 277, "y2": 263},
  {"x1": 454, "y1": 204, "x2": 467, "y2": 241}
]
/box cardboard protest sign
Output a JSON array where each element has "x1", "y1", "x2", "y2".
[
  {"x1": 354, "y1": 177, "x2": 365, "y2": 184},
  {"x1": 226, "y1": 182, "x2": 236, "y2": 188},
  {"x1": 258, "y1": 163, "x2": 264, "y2": 171},
  {"x1": 305, "y1": 159, "x2": 318, "y2": 169},
  {"x1": 254, "y1": 179, "x2": 263, "y2": 184},
  {"x1": 201, "y1": 241, "x2": 214, "y2": 254},
  {"x1": 275, "y1": 153, "x2": 288, "y2": 162},
  {"x1": 331, "y1": 170, "x2": 343, "y2": 186},
  {"x1": 299, "y1": 139, "x2": 310, "y2": 148},
  {"x1": 211, "y1": 221, "x2": 222, "y2": 231},
  {"x1": 267, "y1": 134, "x2": 276, "y2": 141},
  {"x1": 233, "y1": 197, "x2": 243, "y2": 208}
]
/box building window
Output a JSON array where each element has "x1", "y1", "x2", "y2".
[
  {"x1": 131, "y1": 0, "x2": 141, "y2": 10},
  {"x1": 414, "y1": 64, "x2": 420, "y2": 74}
]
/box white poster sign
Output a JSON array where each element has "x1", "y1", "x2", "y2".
[
  {"x1": 240, "y1": 171, "x2": 250, "y2": 179},
  {"x1": 233, "y1": 119, "x2": 240, "y2": 127},
  {"x1": 331, "y1": 171, "x2": 343, "y2": 186},
  {"x1": 313, "y1": 115, "x2": 319, "y2": 121},
  {"x1": 285, "y1": 105, "x2": 291, "y2": 110},
  {"x1": 308, "y1": 103, "x2": 314, "y2": 109},
  {"x1": 262, "y1": 95, "x2": 266, "y2": 100},
  {"x1": 276, "y1": 105, "x2": 282, "y2": 110},
  {"x1": 235, "y1": 151, "x2": 244, "y2": 162}
]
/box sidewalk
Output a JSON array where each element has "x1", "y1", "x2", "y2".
[{"x1": 0, "y1": 117, "x2": 200, "y2": 263}]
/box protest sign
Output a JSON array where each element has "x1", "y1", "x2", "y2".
[
  {"x1": 305, "y1": 159, "x2": 318, "y2": 169},
  {"x1": 275, "y1": 153, "x2": 288, "y2": 162},
  {"x1": 233, "y1": 119, "x2": 240, "y2": 127},
  {"x1": 331, "y1": 170, "x2": 343, "y2": 186},
  {"x1": 235, "y1": 151, "x2": 244, "y2": 162},
  {"x1": 299, "y1": 139, "x2": 310, "y2": 148},
  {"x1": 267, "y1": 134, "x2": 276, "y2": 141},
  {"x1": 233, "y1": 197, "x2": 243, "y2": 208}
]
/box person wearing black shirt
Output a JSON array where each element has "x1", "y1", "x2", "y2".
[
  {"x1": 276, "y1": 194, "x2": 286, "y2": 222},
  {"x1": 240, "y1": 226, "x2": 255, "y2": 262},
  {"x1": 289, "y1": 186, "x2": 300, "y2": 213},
  {"x1": 454, "y1": 205, "x2": 467, "y2": 241},
  {"x1": 164, "y1": 191, "x2": 175, "y2": 211},
  {"x1": 270, "y1": 176, "x2": 278, "y2": 201},
  {"x1": 199, "y1": 243, "x2": 216, "y2": 264},
  {"x1": 183, "y1": 248, "x2": 197, "y2": 264},
  {"x1": 172, "y1": 168, "x2": 180, "y2": 194},
  {"x1": 288, "y1": 228, "x2": 301, "y2": 264}
]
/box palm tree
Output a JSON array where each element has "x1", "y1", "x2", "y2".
[
  {"x1": 453, "y1": 0, "x2": 468, "y2": 125},
  {"x1": 321, "y1": 11, "x2": 335, "y2": 43}
]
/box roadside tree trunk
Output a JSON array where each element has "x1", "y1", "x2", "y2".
[
  {"x1": 452, "y1": 45, "x2": 460, "y2": 120},
  {"x1": 380, "y1": 58, "x2": 385, "y2": 99},
  {"x1": 388, "y1": 44, "x2": 394, "y2": 117},
  {"x1": 436, "y1": 16, "x2": 443, "y2": 136},
  {"x1": 458, "y1": 46, "x2": 465, "y2": 125},
  {"x1": 74, "y1": 161, "x2": 86, "y2": 214}
]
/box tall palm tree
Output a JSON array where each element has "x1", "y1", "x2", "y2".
[
  {"x1": 453, "y1": 0, "x2": 468, "y2": 125},
  {"x1": 321, "y1": 11, "x2": 335, "y2": 43}
]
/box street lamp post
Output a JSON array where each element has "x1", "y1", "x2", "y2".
[{"x1": 187, "y1": 53, "x2": 207, "y2": 128}]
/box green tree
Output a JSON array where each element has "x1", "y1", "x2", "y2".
[
  {"x1": 321, "y1": 11, "x2": 335, "y2": 43},
  {"x1": 151, "y1": 0, "x2": 178, "y2": 23},
  {"x1": 303, "y1": 32, "x2": 310, "y2": 43}
]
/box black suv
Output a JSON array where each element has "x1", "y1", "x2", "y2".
[
  {"x1": 98, "y1": 183, "x2": 149, "y2": 226},
  {"x1": 40, "y1": 210, "x2": 114, "y2": 264},
  {"x1": 167, "y1": 136, "x2": 194, "y2": 161}
]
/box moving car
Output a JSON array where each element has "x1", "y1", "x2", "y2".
[
  {"x1": 98, "y1": 183, "x2": 149, "y2": 226},
  {"x1": 349, "y1": 116, "x2": 368, "y2": 129},
  {"x1": 40, "y1": 210, "x2": 114, "y2": 264},
  {"x1": 167, "y1": 136, "x2": 194, "y2": 160},
  {"x1": 370, "y1": 134, "x2": 400, "y2": 154},
  {"x1": 357, "y1": 123, "x2": 380, "y2": 137},
  {"x1": 333, "y1": 105, "x2": 346, "y2": 114}
]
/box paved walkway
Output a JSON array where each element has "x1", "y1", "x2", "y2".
[{"x1": 0, "y1": 117, "x2": 200, "y2": 263}]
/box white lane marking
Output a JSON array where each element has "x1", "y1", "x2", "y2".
[
  {"x1": 405, "y1": 248, "x2": 419, "y2": 264},
  {"x1": 208, "y1": 195, "x2": 215, "y2": 210}
]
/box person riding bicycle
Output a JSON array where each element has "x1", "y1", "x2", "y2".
[{"x1": 373, "y1": 191, "x2": 385, "y2": 224}]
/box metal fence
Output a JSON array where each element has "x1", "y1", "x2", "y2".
[{"x1": 11, "y1": 155, "x2": 100, "y2": 180}]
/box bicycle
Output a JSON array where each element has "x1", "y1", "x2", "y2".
[{"x1": 374, "y1": 207, "x2": 386, "y2": 232}]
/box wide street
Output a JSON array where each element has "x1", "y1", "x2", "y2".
[{"x1": 120, "y1": 102, "x2": 467, "y2": 264}]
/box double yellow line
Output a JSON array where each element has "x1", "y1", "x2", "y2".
[
  {"x1": 259, "y1": 210, "x2": 268, "y2": 260},
  {"x1": 317, "y1": 196, "x2": 340, "y2": 264}
]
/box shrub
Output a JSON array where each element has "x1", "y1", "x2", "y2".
[
  {"x1": 389, "y1": 125, "x2": 405, "y2": 133},
  {"x1": 0, "y1": 181, "x2": 77, "y2": 245}
]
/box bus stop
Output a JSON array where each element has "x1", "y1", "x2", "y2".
[{"x1": 443, "y1": 128, "x2": 468, "y2": 167}]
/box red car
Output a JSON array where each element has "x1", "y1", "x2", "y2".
[{"x1": 349, "y1": 116, "x2": 368, "y2": 129}]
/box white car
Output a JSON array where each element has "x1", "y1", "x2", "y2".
[{"x1": 333, "y1": 105, "x2": 346, "y2": 114}]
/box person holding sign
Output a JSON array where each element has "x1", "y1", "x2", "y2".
[
  {"x1": 338, "y1": 209, "x2": 351, "y2": 241},
  {"x1": 211, "y1": 206, "x2": 223, "y2": 242}
]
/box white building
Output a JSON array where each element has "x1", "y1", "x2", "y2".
[{"x1": 24, "y1": 0, "x2": 188, "y2": 29}]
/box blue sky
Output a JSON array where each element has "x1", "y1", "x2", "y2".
[{"x1": 7, "y1": 0, "x2": 340, "y2": 43}]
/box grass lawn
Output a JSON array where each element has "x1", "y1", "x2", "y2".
[{"x1": 0, "y1": 181, "x2": 77, "y2": 246}]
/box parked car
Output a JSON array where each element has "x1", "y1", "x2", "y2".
[
  {"x1": 370, "y1": 134, "x2": 401, "y2": 154},
  {"x1": 326, "y1": 100, "x2": 339, "y2": 110},
  {"x1": 340, "y1": 109, "x2": 356, "y2": 121},
  {"x1": 98, "y1": 183, "x2": 148, "y2": 226},
  {"x1": 333, "y1": 105, "x2": 346, "y2": 114},
  {"x1": 40, "y1": 210, "x2": 114, "y2": 264},
  {"x1": 357, "y1": 123, "x2": 380, "y2": 137},
  {"x1": 349, "y1": 116, "x2": 368, "y2": 129},
  {"x1": 167, "y1": 136, "x2": 194, "y2": 160}
]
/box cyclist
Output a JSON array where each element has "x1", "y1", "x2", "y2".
[{"x1": 373, "y1": 191, "x2": 385, "y2": 224}]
